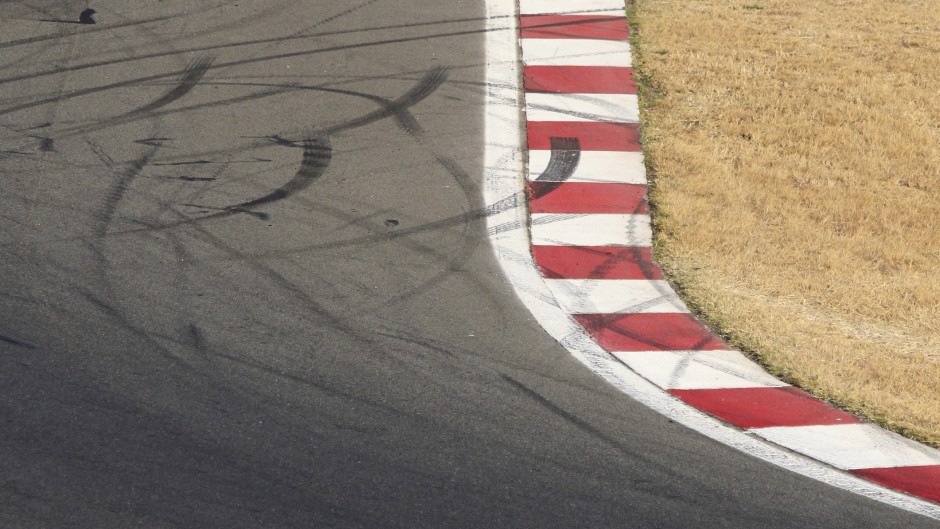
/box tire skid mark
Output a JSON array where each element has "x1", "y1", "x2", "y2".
[
  {"x1": 0, "y1": 24, "x2": 504, "y2": 117},
  {"x1": 0, "y1": 13, "x2": 181, "y2": 50},
  {"x1": 356, "y1": 66, "x2": 510, "y2": 316},
  {"x1": 83, "y1": 69, "x2": 441, "y2": 233},
  {"x1": 0, "y1": 15, "x2": 485, "y2": 86},
  {"x1": 530, "y1": 136, "x2": 580, "y2": 199},
  {"x1": 254, "y1": 193, "x2": 522, "y2": 255},
  {"x1": 9, "y1": 61, "x2": 495, "y2": 322},
  {"x1": 54, "y1": 71, "x2": 439, "y2": 176},
  {"x1": 97, "y1": 150, "x2": 155, "y2": 236},
  {"x1": 169, "y1": 133, "x2": 332, "y2": 224},
  {"x1": 76, "y1": 289, "x2": 188, "y2": 367},
  {"x1": 298, "y1": 0, "x2": 383, "y2": 34},
  {"x1": 359, "y1": 155, "x2": 488, "y2": 314},
  {"x1": 0, "y1": 10, "x2": 606, "y2": 86},
  {"x1": 225, "y1": 133, "x2": 332, "y2": 213},
  {"x1": 319, "y1": 65, "x2": 449, "y2": 136},
  {"x1": 500, "y1": 374, "x2": 690, "y2": 476},
  {"x1": 193, "y1": 73, "x2": 449, "y2": 148},
  {"x1": 59, "y1": 84, "x2": 299, "y2": 140},
  {"x1": 0, "y1": 334, "x2": 35, "y2": 349},
  {"x1": 159, "y1": 210, "x2": 403, "y2": 368},
  {"x1": 58, "y1": 56, "x2": 215, "y2": 136}
]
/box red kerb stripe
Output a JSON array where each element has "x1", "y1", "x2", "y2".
[
  {"x1": 529, "y1": 182, "x2": 647, "y2": 214},
  {"x1": 524, "y1": 66, "x2": 636, "y2": 94},
  {"x1": 574, "y1": 313, "x2": 727, "y2": 351},
  {"x1": 668, "y1": 387, "x2": 862, "y2": 429},
  {"x1": 520, "y1": 15, "x2": 629, "y2": 40},
  {"x1": 533, "y1": 246, "x2": 664, "y2": 280},
  {"x1": 850, "y1": 465, "x2": 940, "y2": 504},
  {"x1": 528, "y1": 122, "x2": 641, "y2": 152}
]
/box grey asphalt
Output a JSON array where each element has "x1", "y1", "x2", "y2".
[{"x1": 1, "y1": 1, "x2": 937, "y2": 528}]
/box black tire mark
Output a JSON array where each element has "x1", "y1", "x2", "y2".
[
  {"x1": 0, "y1": 23, "x2": 501, "y2": 117},
  {"x1": 97, "y1": 151, "x2": 154, "y2": 236},
  {"x1": 89, "y1": 69, "x2": 438, "y2": 231},
  {"x1": 196, "y1": 73, "x2": 448, "y2": 150},
  {"x1": 1, "y1": 10, "x2": 608, "y2": 88},
  {"x1": 318, "y1": 65, "x2": 449, "y2": 136},
  {"x1": 153, "y1": 208, "x2": 392, "y2": 361},
  {"x1": 296, "y1": 0, "x2": 383, "y2": 33},
  {"x1": 225, "y1": 133, "x2": 332, "y2": 212},
  {"x1": 167, "y1": 133, "x2": 332, "y2": 223},
  {"x1": 0, "y1": 13, "x2": 179, "y2": 49},
  {"x1": 0, "y1": 334, "x2": 35, "y2": 349},
  {"x1": 501, "y1": 374, "x2": 641, "y2": 454},
  {"x1": 76, "y1": 289, "x2": 187, "y2": 367},
  {"x1": 36, "y1": 19, "x2": 85, "y2": 25},
  {"x1": 59, "y1": 56, "x2": 215, "y2": 135},
  {"x1": 152, "y1": 159, "x2": 271, "y2": 166},
  {"x1": 530, "y1": 136, "x2": 581, "y2": 199},
  {"x1": 499, "y1": 374, "x2": 718, "y2": 489},
  {"x1": 59, "y1": 84, "x2": 298, "y2": 140},
  {"x1": 0, "y1": 15, "x2": 484, "y2": 84},
  {"x1": 0, "y1": 0, "x2": 254, "y2": 51},
  {"x1": 360, "y1": 155, "x2": 485, "y2": 314},
  {"x1": 241, "y1": 68, "x2": 484, "y2": 316}
]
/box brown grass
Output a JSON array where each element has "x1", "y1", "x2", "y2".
[{"x1": 630, "y1": 0, "x2": 940, "y2": 446}]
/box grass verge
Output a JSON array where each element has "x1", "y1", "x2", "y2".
[{"x1": 629, "y1": 0, "x2": 940, "y2": 447}]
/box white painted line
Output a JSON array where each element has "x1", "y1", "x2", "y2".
[
  {"x1": 754, "y1": 424, "x2": 940, "y2": 471},
  {"x1": 613, "y1": 350, "x2": 790, "y2": 390},
  {"x1": 521, "y1": 38, "x2": 632, "y2": 66},
  {"x1": 520, "y1": 0, "x2": 625, "y2": 15},
  {"x1": 525, "y1": 92, "x2": 639, "y2": 123},
  {"x1": 530, "y1": 213, "x2": 652, "y2": 247},
  {"x1": 484, "y1": 0, "x2": 940, "y2": 519},
  {"x1": 545, "y1": 279, "x2": 689, "y2": 314},
  {"x1": 527, "y1": 150, "x2": 647, "y2": 184}
]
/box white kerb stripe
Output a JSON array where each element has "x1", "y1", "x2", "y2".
[
  {"x1": 527, "y1": 150, "x2": 647, "y2": 184},
  {"x1": 525, "y1": 93, "x2": 639, "y2": 123},
  {"x1": 613, "y1": 350, "x2": 790, "y2": 390},
  {"x1": 530, "y1": 213, "x2": 651, "y2": 246},
  {"x1": 520, "y1": 0, "x2": 626, "y2": 15},
  {"x1": 753, "y1": 424, "x2": 940, "y2": 471},
  {"x1": 545, "y1": 279, "x2": 688, "y2": 314},
  {"x1": 521, "y1": 39, "x2": 632, "y2": 67}
]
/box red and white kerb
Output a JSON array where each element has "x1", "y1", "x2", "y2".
[{"x1": 517, "y1": 0, "x2": 940, "y2": 506}]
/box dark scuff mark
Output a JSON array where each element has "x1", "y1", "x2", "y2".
[
  {"x1": 151, "y1": 158, "x2": 270, "y2": 166},
  {"x1": 174, "y1": 176, "x2": 216, "y2": 182},
  {"x1": 135, "y1": 137, "x2": 173, "y2": 147},
  {"x1": 61, "y1": 56, "x2": 214, "y2": 135},
  {"x1": 176, "y1": 134, "x2": 331, "y2": 223},
  {"x1": 118, "y1": 56, "x2": 213, "y2": 115},
  {"x1": 224, "y1": 133, "x2": 332, "y2": 212},
  {"x1": 181, "y1": 203, "x2": 269, "y2": 221},
  {"x1": 0, "y1": 335, "x2": 36, "y2": 349},
  {"x1": 501, "y1": 374, "x2": 631, "y2": 451},
  {"x1": 187, "y1": 323, "x2": 206, "y2": 351},
  {"x1": 97, "y1": 152, "x2": 153, "y2": 236},
  {"x1": 320, "y1": 66, "x2": 450, "y2": 136},
  {"x1": 530, "y1": 136, "x2": 580, "y2": 199}
]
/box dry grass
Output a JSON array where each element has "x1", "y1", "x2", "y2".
[{"x1": 630, "y1": 0, "x2": 940, "y2": 446}]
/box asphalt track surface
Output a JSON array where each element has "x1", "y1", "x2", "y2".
[{"x1": 0, "y1": 2, "x2": 938, "y2": 528}]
